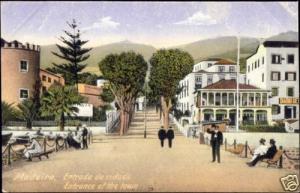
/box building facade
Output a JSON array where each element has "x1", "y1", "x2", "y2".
[
  {"x1": 195, "y1": 79, "x2": 272, "y2": 125},
  {"x1": 40, "y1": 69, "x2": 65, "y2": 93},
  {"x1": 77, "y1": 83, "x2": 104, "y2": 108},
  {"x1": 246, "y1": 40, "x2": 299, "y2": 120},
  {"x1": 1, "y1": 38, "x2": 40, "y2": 106},
  {"x1": 177, "y1": 58, "x2": 246, "y2": 120}
]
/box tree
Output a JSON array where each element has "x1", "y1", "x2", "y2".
[
  {"x1": 100, "y1": 86, "x2": 115, "y2": 103},
  {"x1": 99, "y1": 52, "x2": 147, "y2": 135},
  {"x1": 149, "y1": 49, "x2": 194, "y2": 128},
  {"x1": 17, "y1": 99, "x2": 39, "y2": 129},
  {"x1": 40, "y1": 83, "x2": 84, "y2": 131},
  {"x1": 1, "y1": 101, "x2": 18, "y2": 126},
  {"x1": 51, "y1": 19, "x2": 92, "y2": 86}
]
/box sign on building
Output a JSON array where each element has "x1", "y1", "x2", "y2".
[
  {"x1": 279, "y1": 98, "x2": 299, "y2": 104},
  {"x1": 71, "y1": 103, "x2": 93, "y2": 117}
]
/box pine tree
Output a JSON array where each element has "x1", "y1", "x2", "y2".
[{"x1": 51, "y1": 19, "x2": 92, "y2": 86}]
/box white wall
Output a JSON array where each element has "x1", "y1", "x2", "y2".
[{"x1": 204, "y1": 132, "x2": 299, "y2": 148}]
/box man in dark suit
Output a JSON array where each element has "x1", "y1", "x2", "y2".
[
  {"x1": 166, "y1": 126, "x2": 175, "y2": 148},
  {"x1": 82, "y1": 125, "x2": 89, "y2": 149},
  {"x1": 206, "y1": 124, "x2": 223, "y2": 163},
  {"x1": 158, "y1": 126, "x2": 166, "y2": 147},
  {"x1": 247, "y1": 139, "x2": 277, "y2": 167}
]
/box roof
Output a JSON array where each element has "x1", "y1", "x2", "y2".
[
  {"x1": 201, "y1": 57, "x2": 222, "y2": 61},
  {"x1": 39, "y1": 68, "x2": 63, "y2": 78},
  {"x1": 214, "y1": 59, "x2": 236, "y2": 65},
  {"x1": 201, "y1": 79, "x2": 258, "y2": 90},
  {"x1": 196, "y1": 70, "x2": 208, "y2": 73}
]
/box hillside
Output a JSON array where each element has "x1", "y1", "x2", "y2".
[
  {"x1": 40, "y1": 41, "x2": 157, "y2": 74},
  {"x1": 174, "y1": 36, "x2": 260, "y2": 73}
]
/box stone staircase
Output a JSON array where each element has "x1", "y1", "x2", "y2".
[{"x1": 127, "y1": 108, "x2": 182, "y2": 137}]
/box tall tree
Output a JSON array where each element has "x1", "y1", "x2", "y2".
[
  {"x1": 99, "y1": 52, "x2": 147, "y2": 135},
  {"x1": 51, "y1": 19, "x2": 92, "y2": 86},
  {"x1": 17, "y1": 99, "x2": 38, "y2": 129},
  {"x1": 149, "y1": 49, "x2": 194, "y2": 129},
  {"x1": 40, "y1": 83, "x2": 84, "y2": 131}
]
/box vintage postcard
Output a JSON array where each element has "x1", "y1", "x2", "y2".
[{"x1": 1, "y1": 1, "x2": 299, "y2": 192}]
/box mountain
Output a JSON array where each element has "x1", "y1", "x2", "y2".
[
  {"x1": 265, "y1": 31, "x2": 298, "y2": 42},
  {"x1": 40, "y1": 41, "x2": 157, "y2": 75},
  {"x1": 173, "y1": 36, "x2": 260, "y2": 73}
]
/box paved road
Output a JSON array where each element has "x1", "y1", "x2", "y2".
[{"x1": 2, "y1": 111, "x2": 298, "y2": 192}]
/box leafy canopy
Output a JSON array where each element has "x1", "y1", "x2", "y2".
[{"x1": 149, "y1": 49, "x2": 194, "y2": 100}]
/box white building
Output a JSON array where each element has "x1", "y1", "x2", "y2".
[
  {"x1": 246, "y1": 40, "x2": 299, "y2": 121},
  {"x1": 177, "y1": 58, "x2": 246, "y2": 122}
]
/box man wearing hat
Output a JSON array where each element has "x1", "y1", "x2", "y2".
[
  {"x1": 82, "y1": 124, "x2": 89, "y2": 149},
  {"x1": 206, "y1": 124, "x2": 223, "y2": 163},
  {"x1": 248, "y1": 138, "x2": 268, "y2": 163},
  {"x1": 23, "y1": 135, "x2": 43, "y2": 161},
  {"x1": 247, "y1": 139, "x2": 277, "y2": 167}
]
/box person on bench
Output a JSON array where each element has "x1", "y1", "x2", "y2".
[
  {"x1": 247, "y1": 138, "x2": 268, "y2": 163},
  {"x1": 247, "y1": 139, "x2": 277, "y2": 167},
  {"x1": 23, "y1": 136, "x2": 43, "y2": 161}
]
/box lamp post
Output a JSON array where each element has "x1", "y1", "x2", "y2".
[
  {"x1": 236, "y1": 36, "x2": 240, "y2": 132},
  {"x1": 144, "y1": 84, "x2": 147, "y2": 138}
]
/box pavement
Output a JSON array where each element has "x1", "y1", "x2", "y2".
[{"x1": 2, "y1": 110, "x2": 299, "y2": 192}]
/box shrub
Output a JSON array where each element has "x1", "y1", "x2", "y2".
[{"x1": 240, "y1": 122, "x2": 285, "y2": 132}]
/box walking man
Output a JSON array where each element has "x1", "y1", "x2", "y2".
[
  {"x1": 158, "y1": 126, "x2": 166, "y2": 147},
  {"x1": 206, "y1": 124, "x2": 223, "y2": 163},
  {"x1": 82, "y1": 124, "x2": 89, "y2": 149},
  {"x1": 166, "y1": 126, "x2": 175, "y2": 148}
]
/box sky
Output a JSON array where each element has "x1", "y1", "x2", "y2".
[{"x1": 1, "y1": 1, "x2": 298, "y2": 48}]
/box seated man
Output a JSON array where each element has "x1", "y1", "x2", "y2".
[
  {"x1": 36, "y1": 128, "x2": 44, "y2": 136},
  {"x1": 23, "y1": 136, "x2": 43, "y2": 161},
  {"x1": 248, "y1": 138, "x2": 268, "y2": 163},
  {"x1": 247, "y1": 139, "x2": 277, "y2": 167}
]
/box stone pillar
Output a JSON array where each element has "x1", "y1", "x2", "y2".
[
  {"x1": 213, "y1": 109, "x2": 216, "y2": 121},
  {"x1": 260, "y1": 94, "x2": 263, "y2": 106},
  {"x1": 227, "y1": 93, "x2": 229, "y2": 106},
  {"x1": 253, "y1": 110, "x2": 256, "y2": 124},
  {"x1": 220, "y1": 92, "x2": 223, "y2": 106},
  {"x1": 254, "y1": 93, "x2": 256, "y2": 107}
]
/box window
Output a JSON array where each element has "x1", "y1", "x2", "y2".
[
  {"x1": 207, "y1": 75, "x2": 213, "y2": 85},
  {"x1": 252, "y1": 63, "x2": 253, "y2": 70},
  {"x1": 255, "y1": 61, "x2": 257, "y2": 69},
  {"x1": 208, "y1": 63, "x2": 212, "y2": 68},
  {"x1": 229, "y1": 66, "x2": 235, "y2": 72},
  {"x1": 271, "y1": 54, "x2": 281, "y2": 64},
  {"x1": 262, "y1": 73, "x2": 264, "y2": 82},
  {"x1": 287, "y1": 87, "x2": 294, "y2": 97},
  {"x1": 218, "y1": 66, "x2": 225, "y2": 72},
  {"x1": 287, "y1": 54, "x2": 294, "y2": 64},
  {"x1": 271, "y1": 87, "x2": 278, "y2": 96},
  {"x1": 219, "y1": 74, "x2": 225, "y2": 80},
  {"x1": 272, "y1": 105, "x2": 280, "y2": 115},
  {"x1": 262, "y1": 57, "x2": 264, "y2": 65},
  {"x1": 285, "y1": 72, "x2": 296, "y2": 81},
  {"x1": 248, "y1": 65, "x2": 250, "y2": 72},
  {"x1": 42, "y1": 86, "x2": 47, "y2": 93},
  {"x1": 195, "y1": 75, "x2": 202, "y2": 83},
  {"x1": 20, "y1": 60, "x2": 28, "y2": 72},
  {"x1": 48, "y1": 77, "x2": 51, "y2": 83},
  {"x1": 257, "y1": 59, "x2": 260, "y2": 67},
  {"x1": 20, "y1": 89, "x2": 29, "y2": 99},
  {"x1": 42, "y1": 75, "x2": 46, "y2": 81},
  {"x1": 271, "y1": 72, "x2": 280, "y2": 81}
]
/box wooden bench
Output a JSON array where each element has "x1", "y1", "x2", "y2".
[
  {"x1": 29, "y1": 149, "x2": 55, "y2": 161},
  {"x1": 262, "y1": 150, "x2": 283, "y2": 168}
]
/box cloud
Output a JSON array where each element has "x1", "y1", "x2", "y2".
[
  {"x1": 174, "y1": 10, "x2": 217, "y2": 26},
  {"x1": 82, "y1": 16, "x2": 120, "y2": 31},
  {"x1": 278, "y1": 2, "x2": 298, "y2": 19}
]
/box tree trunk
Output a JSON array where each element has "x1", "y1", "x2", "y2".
[
  {"x1": 60, "y1": 113, "x2": 65, "y2": 131},
  {"x1": 119, "y1": 109, "x2": 125, "y2": 135},
  {"x1": 26, "y1": 119, "x2": 32, "y2": 130},
  {"x1": 161, "y1": 96, "x2": 172, "y2": 129}
]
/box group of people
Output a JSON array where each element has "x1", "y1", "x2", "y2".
[
  {"x1": 158, "y1": 126, "x2": 175, "y2": 148},
  {"x1": 66, "y1": 124, "x2": 89, "y2": 150},
  {"x1": 205, "y1": 124, "x2": 278, "y2": 167}
]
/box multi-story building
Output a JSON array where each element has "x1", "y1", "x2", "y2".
[
  {"x1": 246, "y1": 39, "x2": 299, "y2": 120},
  {"x1": 40, "y1": 69, "x2": 65, "y2": 93},
  {"x1": 195, "y1": 79, "x2": 272, "y2": 125},
  {"x1": 77, "y1": 83, "x2": 104, "y2": 108},
  {"x1": 177, "y1": 58, "x2": 246, "y2": 122},
  {"x1": 1, "y1": 38, "x2": 40, "y2": 105}
]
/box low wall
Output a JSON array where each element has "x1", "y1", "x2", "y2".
[
  {"x1": 3, "y1": 126, "x2": 106, "y2": 136},
  {"x1": 204, "y1": 132, "x2": 299, "y2": 148}
]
